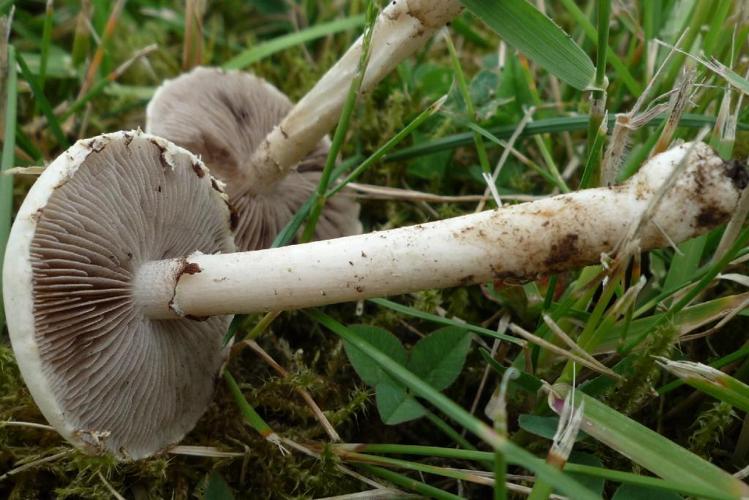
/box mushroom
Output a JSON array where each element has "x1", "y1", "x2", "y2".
[
  {"x1": 4, "y1": 131, "x2": 235, "y2": 459},
  {"x1": 145, "y1": 66, "x2": 362, "y2": 250},
  {"x1": 141, "y1": 0, "x2": 466, "y2": 251},
  {"x1": 4, "y1": 133, "x2": 744, "y2": 459}
]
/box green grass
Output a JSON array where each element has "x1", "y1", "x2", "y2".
[{"x1": 2, "y1": 0, "x2": 749, "y2": 498}]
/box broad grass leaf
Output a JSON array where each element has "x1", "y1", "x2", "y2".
[
  {"x1": 518, "y1": 414, "x2": 588, "y2": 442},
  {"x1": 460, "y1": 0, "x2": 596, "y2": 90}
]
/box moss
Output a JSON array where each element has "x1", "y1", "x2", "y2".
[
  {"x1": 606, "y1": 322, "x2": 680, "y2": 416},
  {"x1": 689, "y1": 402, "x2": 737, "y2": 460}
]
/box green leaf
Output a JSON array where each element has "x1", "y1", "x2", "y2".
[
  {"x1": 595, "y1": 292, "x2": 749, "y2": 355},
  {"x1": 478, "y1": 348, "x2": 543, "y2": 393},
  {"x1": 460, "y1": 0, "x2": 596, "y2": 90},
  {"x1": 204, "y1": 471, "x2": 235, "y2": 500},
  {"x1": 343, "y1": 325, "x2": 407, "y2": 387},
  {"x1": 567, "y1": 452, "x2": 605, "y2": 497},
  {"x1": 518, "y1": 415, "x2": 562, "y2": 440},
  {"x1": 406, "y1": 131, "x2": 453, "y2": 180},
  {"x1": 408, "y1": 327, "x2": 471, "y2": 391},
  {"x1": 311, "y1": 310, "x2": 599, "y2": 500},
  {"x1": 376, "y1": 381, "x2": 427, "y2": 425},
  {"x1": 612, "y1": 483, "x2": 682, "y2": 500},
  {"x1": 16, "y1": 51, "x2": 68, "y2": 147}
]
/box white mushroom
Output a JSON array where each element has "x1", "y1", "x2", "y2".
[
  {"x1": 146, "y1": 0, "x2": 465, "y2": 250},
  {"x1": 4, "y1": 131, "x2": 235, "y2": 459},
  {"x1": 3, "y1": 133, "x2": 744, "y2": 459},
  {"x1": 145, "y1": 67, "x2": 362, "y2": 250}
]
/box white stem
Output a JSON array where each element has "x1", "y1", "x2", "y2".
[
  {"x1": 242, "y1": 0, "x2": 463, "y2": 193},
  {"x1": 134, "y1": 143, "x2": 745, "y2": 320}
]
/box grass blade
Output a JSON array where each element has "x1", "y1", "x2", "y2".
[
  {"x1": 301, "y1": 1, "x2": 376, "y2": 242},
  {"x1": 550, "y1": 385, "x2": 749, "y2": 498},
  {"x1": 341, "y1": 444, "x2": 736, "y2": 499},
  {"x1": 0, "y1": 43, "x2": 16, "y2": 330},
  {"x1": 223, "y1": 15, "x2": 365, "y2": 70},
  {"x1": 460, "y1": 0, "x2": 596, "y2": 90},
  {"x1": 385, "y1": 114, "x2": 745, "y2": 162},
  {"x1": 271, "y1": 155, "x2": 361, "y2": 248},
  {"x1": 369, "y1": 298, "x2": 522, "y2": 345},
  {"x1": 557, "y1": 0, "x2": 641, "y2": 95},
  {"x1": 38, "y1": 0, "x2": 53, "y2": 90},
  {"x1": 15, "y1": 51, "x2": 67, "y2": 147},
  {"x1": 327, "y1": 95, "x2": 446, "y2": 197},
  {"x1": 358, "y1": 464, "x2": 461, "y2": 500},
  {"x1": 657, "y1": 358, "x2": 749, "y2": 412}
]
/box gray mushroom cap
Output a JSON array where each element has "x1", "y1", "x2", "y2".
[
  {"x1": 2, "y1": 131, "x2": 235, "y2": 459},
  {"x1": 146, "y1": 66, "x2": 362, "y2": 250}
]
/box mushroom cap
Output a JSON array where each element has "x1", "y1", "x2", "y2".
[
  {"x1": 3, "y1": 131, "x2": 236, "y2": 460},
  {"x1": 145, "y1": 66, "x2": 362, "y2": 250}
]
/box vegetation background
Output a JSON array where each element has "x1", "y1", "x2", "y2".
[{"x1": 1, "y1": 0, "x2": 749, "y2": 498}]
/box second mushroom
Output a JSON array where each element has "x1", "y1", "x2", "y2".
[{"x1": 146, "y1": 66, "x2": 363, "y2": 250}]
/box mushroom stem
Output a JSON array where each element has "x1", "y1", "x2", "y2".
[
  {"x1": 134, "y1": 143, "x2": 746, "y2": 320},
  {"x1": 242, "y1": 0, "x2": 463, "y2": 194}
]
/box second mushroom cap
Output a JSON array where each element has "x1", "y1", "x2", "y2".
[{"x1": 146, "y1": 66, "x2": 362, "y2": 250}]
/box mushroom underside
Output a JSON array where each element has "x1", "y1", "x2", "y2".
[{"x1": 21, "y1": 132, "x2": 234, "y2": 459}]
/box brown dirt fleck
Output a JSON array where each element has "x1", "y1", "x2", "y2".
[
  {"x1": 183, "y1": 262, "x2": 202, "y2": 275},
  {"x1": 696, "y1": 208, "x2": 728, "y2": 228},
  {"x1": 149, "y1": 138, "x2": 170, "y2": 170},
  {"x1": 725, "y1": 159, "x2": 749, "y2": 189},
  {"x1": 192, "y1": 162, "x2": 206, "y2": 178},
  {"x1": 544, "y1": 233, "x2": 579, "y2": 268},
  {"x1": 458, "y1": 274, "x2": 475, "y2": 286}
]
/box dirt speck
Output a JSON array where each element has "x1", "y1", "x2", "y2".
[
  {"x1": 544, "y1": 233, "x2": 579, "y2": 268},
  {"x1": 183, "y1": 262, "x2": 202, "y2": 275},
  {"x1": 458, "y1": 274, "x2": 475, "y2": 286},
  {"x1": 696, "y1": 208, "x2": 727, "y2": 228},
  {"x1": 192, "y1": 162, "x2": 206, "y2": 178},
  {"x1": 725, "y1": 160, "x2": 749, "y2": 190},
  {"x1": 149, "y1": 139, "x2": 170, "y2": 170}
]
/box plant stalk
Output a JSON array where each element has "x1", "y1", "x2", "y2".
[
  {"x1": 132, "y1": 143, "x2": 743, "y2": 319},
  {"x1": 241, "y1": 0, "x2": 463, "y2": 195}
]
